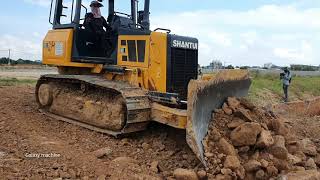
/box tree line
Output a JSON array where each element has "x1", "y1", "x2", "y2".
[
  {"x1": 290, "y1": 64, "x2": 319, "y2": 71},
  {"x1": 204, "y1": 60, "x2": 320, "y2": 71},
  {"x1": 0, "y1": 57, "x2": 41, "y2": 65}
]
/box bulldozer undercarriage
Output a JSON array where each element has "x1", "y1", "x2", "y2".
[{"x1": 36, "y1": 75, "x2": 151, "y2": 136}]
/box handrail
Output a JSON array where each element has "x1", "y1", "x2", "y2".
[
  {"x1": 70, "y1": 0, "x2": 75, "y2": 22},
  {"x1": 114, "y1": 11, "x2": 132, "y2": 18},
  {"x1": 154, "y1": 28, "x2": 171, "y2": 34},
  {"x1": 80, "y1": 4, "x2": 88, "y2": 20},
  {"x1": 49, "y1": 0, "x2": 54, "y2": 24}
]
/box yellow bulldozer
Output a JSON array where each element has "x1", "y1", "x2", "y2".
[{"x1": 37, "y1": 0, "x2": 251, "y2": 165}]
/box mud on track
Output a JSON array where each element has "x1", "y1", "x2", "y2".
[{"x1": 0, "y1": 86, "x2": 199, "y2": 179}]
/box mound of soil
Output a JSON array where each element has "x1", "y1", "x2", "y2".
[{"x1": 201, "y1": 97, "x2": 320, "y2": 179}]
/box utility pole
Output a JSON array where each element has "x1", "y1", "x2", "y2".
[{"x1": 8, "y1": 49, "x2": 11, "y2": 65}]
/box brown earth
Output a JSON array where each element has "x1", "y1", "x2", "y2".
[
  {"x1": 202, "y1": 97, "x2": 320, "y2": 179},
  {"x1": 1, "y1": 85, "x2": 320, "y2": 180},
  {"x1": 0, "y1": 86, "x2": 199, "y2": 179}
]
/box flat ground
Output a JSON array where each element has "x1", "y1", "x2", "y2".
[{"x1": 0, "y1": 65, "x2": 57, "y2": 80}]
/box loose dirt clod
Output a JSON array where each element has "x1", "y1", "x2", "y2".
[
  {"x1": 173, "y1": 168, "x2": 198, "y2": 180},
  {"x1": 93, "y1": 147, "x2": 113, "y2": 158}
]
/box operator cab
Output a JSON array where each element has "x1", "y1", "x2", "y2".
[{"x1": 49, "y1": 0, "x2": 151, "y2": 64}]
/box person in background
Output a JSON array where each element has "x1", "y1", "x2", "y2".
[{"x1": 280, "y1": 67, "x2": 292, "y2": 102}]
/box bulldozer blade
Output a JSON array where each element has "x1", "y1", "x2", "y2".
[{"x1": 186, "y1": 70, "x2": 252, "y2": 166}]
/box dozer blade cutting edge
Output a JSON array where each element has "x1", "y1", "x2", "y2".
[{"x1": 186, "y1": 70, "x2": 252, "y2": 166}]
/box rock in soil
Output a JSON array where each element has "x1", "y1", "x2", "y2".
[
  {"x1": 93, "y1": 147, "x2": 112, "y2": 158},
  {"x1": 256, "y1": 130, "x2": 274, "y2": 148},
  {"x1": 230, "y1": 122, "x2": 262, "y2": 146},
  {"x1": 299, "y1": 138, "x2": 318, "y2": 156},
  {"x1": 150, "y1": 161, "x2": 159, "y2": 173},
  {"x1": 284, "y1": 170, "x2": 320, "y2": 180},
  {"x1": 217, "y1": 138, "x2": 237, "y2": 156},
  {"x1": 227, "y1": 119, "x2": 245, "y2": 129},
  {"x1": 223, "y1": 156, "x2": 241, "y2": 170},
  {"x1": 244, "y1": 160, "x2": 262, "y2": 172},
  {"x1": 222, "y1": 103, "x2": 233, "y2": 115},
  {"x1": 305, "y1": 158, "x2": 317, "y2": 170},
  {"x1": 288, "y1": 154, "x2": 302, "y2": 165},
  {"x1": 268, "y1": 135, "x2": 288, "y2": 160},
  {"x1": 173, "y1": 168, "x2": 198, "y2": 180},
  {"x1": 255, "y1": 169, "x2": 265, "y2": 179},
  {"x1": 234, "y1": 108, "x2": 253, "y2": 122},
  {"x1": 196, "y1": 170, "x2": 207, "y2": 180},
  {"x1": 227, "y1": 97, "x2": 241, "y2": 110}
]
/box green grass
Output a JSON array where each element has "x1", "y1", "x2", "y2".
[
  {"x1": 248, "y1": 72, "x2": 320, "y2": 105},
  {"x1": 1, "y1": 72, "x2": 320, "y2": 106},
  {"x1": 0, "y1": 78, "x2": 37, "y2": 86}
]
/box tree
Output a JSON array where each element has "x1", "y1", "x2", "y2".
[
  {"x1": 210, "y1": 60, "x2": 223, "y2": 69},
  {"x1": 290, "y1": 64, "x2": 319, "y2": 71},
  {"x1": 240, "y1": 66, "x2": 249, "y2": 70},
  {"x1": 225, "y1": 65, "x2": 235, "y2": 69},
  {"x1": 0, "y1": 57, "x2": 41, "y2": 65},
  {"x1": 0, "y1": 57, "x2": 9, "y2": 64}
]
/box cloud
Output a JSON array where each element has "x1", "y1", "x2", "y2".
[
  {"x1": 0, "y1": 34, "x2": 42, "y2": 60},
  {"x1": 273, "y1": 41, "x2": 315, "y2": 65},
  {"x1": 152, "y1": 4, "x2": 320, "y2": 66},
  {"x1": 208, "y1": 32, "x2": 232, "y2": 47},
  {"x1": 273, "y1": 48, "x2": 304, "y2": 60}
]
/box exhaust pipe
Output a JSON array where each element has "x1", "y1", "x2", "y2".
[
  {"x1": 131, "y1": 0, "x2": 137, "y2": 25},
  {"x1": 108, "y1": 0, "x2": 114, "y2": 16},
  {"x1": 142, "y1": 0, "x2": 150, "y2": 30}
]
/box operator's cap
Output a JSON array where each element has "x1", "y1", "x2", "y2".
[{"x1": 90, "y1": 1, "x2": 103, "y2": 7}]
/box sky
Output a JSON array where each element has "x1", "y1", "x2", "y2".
[{"x1": 0, "y1": 0, "x2": 319, "y2": 66}]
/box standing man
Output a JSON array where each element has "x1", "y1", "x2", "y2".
[{"x1": 280, "y1": 67, "x2": 292, "y2": 102}]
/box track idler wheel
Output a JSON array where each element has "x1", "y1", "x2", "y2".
[{"x1": 37, "y1": 83, "x2": 53, "y2": 108}]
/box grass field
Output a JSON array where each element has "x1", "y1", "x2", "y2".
[
  {"x1": 249, "y1": 72, "x2": 320, "y2": 105},
  {"x1": 0, "y1": 78, "x2": 37, "y2": 86}
]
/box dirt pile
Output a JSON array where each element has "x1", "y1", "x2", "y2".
[
  {"x1": 202, "y1": 97, "x2": 320, "y2": 179},
  {"x1": 273, "y1": 97, "x2": 320, "y2": 117}
]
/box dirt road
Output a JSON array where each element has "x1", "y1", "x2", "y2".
[
  {"x1": 0, "y1": 86, "x2": 199, "y2": 179},
  {"x1": 0, "y1": 66, "x2": 57, "y2": 79}
]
